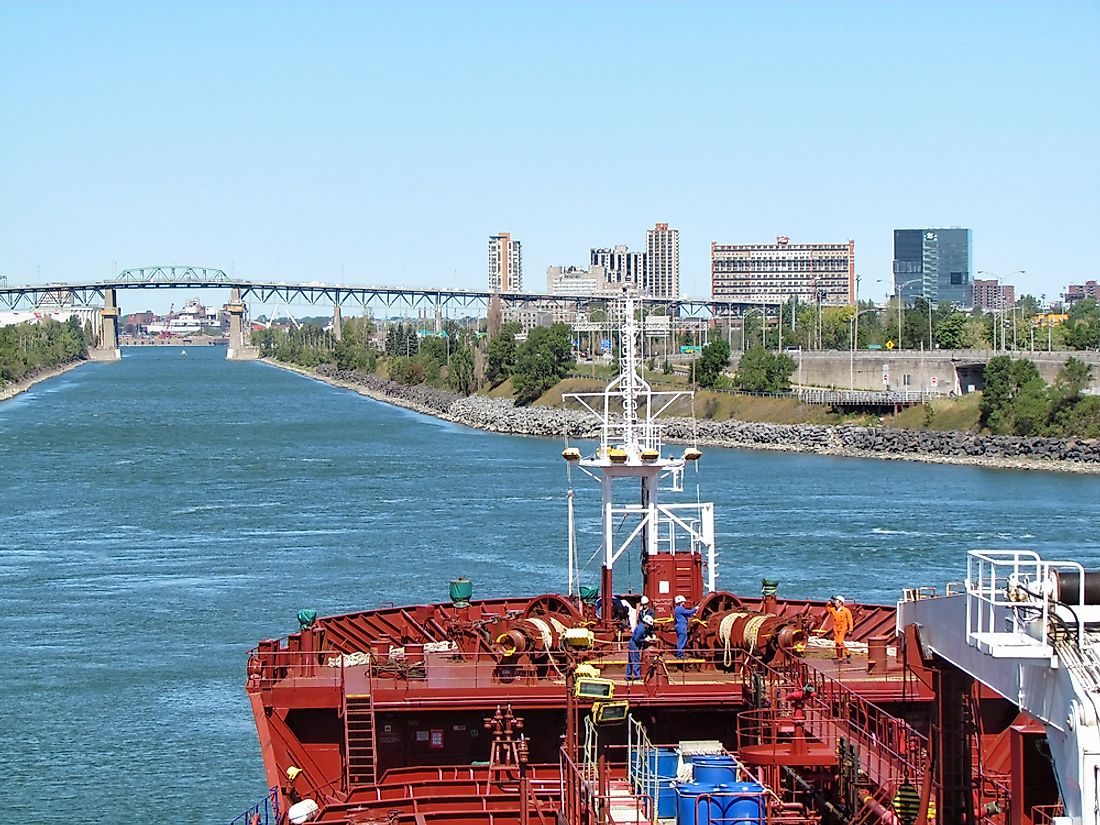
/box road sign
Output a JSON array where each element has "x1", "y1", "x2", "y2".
[
  {"x1": 882, "y1": 372, "x2": 890, "y2": 386},
  {"x1": 885, "y1": 340, "x2": 895, "y2": 350},
  {"x1": 931, "y1": 375, "x2": 939, "y2": 387}
]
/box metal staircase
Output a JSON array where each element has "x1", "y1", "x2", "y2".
[{"x1": 344, "y1": 693, "x2": 378, "y2": 787}]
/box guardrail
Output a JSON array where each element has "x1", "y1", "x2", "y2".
[
  {"x1": 228, "y1": 786, "x2": 279, "y2": 825},
  {"x1": 966, "y1": 549, "x2": 1092, "y2": 651},
  {"x1": 749, "y1": 655, "x2": 930, "y2": 796},
  {"x1": 796, "y1": 388, "x2": 945, "y2": 406},
  {"x1": 251, "y1": 641, "x2": 752, "y2": 694}
]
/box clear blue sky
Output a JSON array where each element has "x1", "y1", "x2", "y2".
[{"x1": 1, "y1": 0, "x2": 1097, "y2": 313}]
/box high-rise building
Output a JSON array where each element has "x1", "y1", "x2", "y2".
[
  {"x1": 546, "y1": 265, "x2": 607, "y2": 296},
  {"x1": 893, "y1": 228, "x2": 972, "y2": 306},
  {"x1": 644, "y1": 223, "x2": 679, "y2": 298},
  {"x1": 1064, "y1": 281, "x2": 1100, "y2": 307},
  {"x1": 590, "y1": 245, "x2": 645, "y2": 292},
  {"x1": 710, "y1": 237, "x2": 855, "y2": 305},
  {"x1": 488, "y1": 232, "x2": 522, "y2": 292},
  {"x1": 971, "y1": 279, "x2": 1016, "y2": 313}
]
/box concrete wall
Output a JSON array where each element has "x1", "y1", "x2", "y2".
[{"x1": 729, "y1": 350, "x2": 1100, "y2": 394}]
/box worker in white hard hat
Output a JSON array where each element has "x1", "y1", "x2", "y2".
[
  {"x1": 627, "y1": 613, "x2": 656, "y2": 680},
  {"x1": 673, "y1": 595, "x2": 697, "y2": 658},
  {"x1": 823, "y1": 595, "x2": 854, "y2": 661},
  {"x1": 639, "y1": 595, "x2": 654, "y2": 624}
]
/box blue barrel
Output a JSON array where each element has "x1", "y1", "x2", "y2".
[
  {"x1": 692, "y1": 755, "x2": 738, "y2": 786},
  {"x1": 724, "y1": 782, "x2": 765, "y2": 825},
  {"x1": 654, "y1": 749, "x2": 680, "y2": 818},
  {"x1": 636, "y1": 749, "x2": 679, "y2": 817},
  {"x1": 676, "y1": 782, "x2": 715, "y2": 825}
]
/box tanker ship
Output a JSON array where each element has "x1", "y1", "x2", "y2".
[{"x1": 236, "y1": 296, "x2": 1091, "y2": 825}]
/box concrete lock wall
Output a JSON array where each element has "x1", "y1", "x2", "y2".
[{"x1": 728, "y1": 350, "x2": 1100, "y2": 394}]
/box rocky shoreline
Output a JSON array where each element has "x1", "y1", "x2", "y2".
[
  {"x1": 266, "y1": 360, "x2": 1100, "y2": 475},
  {"x1": 0, "y1": 359, "x2": 89, "y2": 404}
]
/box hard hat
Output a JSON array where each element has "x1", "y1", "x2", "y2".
[
  {"x1": 642, "y1": 614, "x2": 655, "y2": 625},
  {"x1": 834, "y1": 596, "x2": 845, "y2": 604},
  {"x1": 675, "y1": 595, "x2": 686, "y2": 604},
  {"x1": 640, "y1": 595, "x2": 650, "y2": 605},
  {"x1": 286, "y1": 766, "x2": 303, "y2": 781}
]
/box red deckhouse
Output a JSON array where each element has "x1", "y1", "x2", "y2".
[{"x1": 238, "y1": 297, "x2": 1067, "y2": 825}]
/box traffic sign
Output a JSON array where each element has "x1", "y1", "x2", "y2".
[
  {"x1": 882, "y1": 372, "x2": 890, "y2": 386},
  {"x1": 930, "y1": 375, "x2": 939, "y2": 387},
  {"x1": 885, "y1": 340, "x2": 895, "y2": 350}
]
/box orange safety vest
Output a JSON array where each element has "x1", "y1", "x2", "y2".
[{"x1": 826, "y1": 604, "x2": 854, "y2": 639}]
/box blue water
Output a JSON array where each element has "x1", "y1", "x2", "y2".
[{"x1": 2, "y1": 347, "x2": 1097, "y2": 822}]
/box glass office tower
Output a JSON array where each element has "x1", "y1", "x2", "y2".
[{"x1": 893, "y1": 228, "x2": 972, "y2": 307}]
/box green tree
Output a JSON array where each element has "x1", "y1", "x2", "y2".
[
  {"x1": 448, "y1": 348, "x2": 476, "y2": 395},
  {"x1": 1052, "y1": 357, "x2": 1092, "y2": 403},
  {"x1": 388, "y1": 355, "x2": 425, "y2": 385},
  {"x1": 485, "y1": 322, "x2": 520, "y2": 385},
  {"x1": 0, "y1": 318, "x2": 90, "y2": 385},
  {"x1": 1048, "y1": 357, "x2": 1095, "y2": 435},
  {"x1": 695, "y1": 339, "x2": 731, "y2": 387},
  {"x1": 1012, "y1": 377, "x2": 1049, "y2": 435},
  {"x1": 934, "y1": 311, "x2": 967, "y2": 349},
  {"x1": 979, "y1": 355, "x2": 1014, "y2": 432},
  {"x1": 512, "y1": 323, "x2": 575, "y2": 405},
  {"x1": 733, "y1": 346, "x2": 796, "y2": 392},
  {"x1": 980, "y1": 356, "x2": 1050, "y2": 435},
  {"x1": 1064, "y1": 298, "x2": 1100, "y2": 351}
]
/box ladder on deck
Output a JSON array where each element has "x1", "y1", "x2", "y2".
[{"x1": 345, "y1": 693, "x2": 378, "y2": 787}]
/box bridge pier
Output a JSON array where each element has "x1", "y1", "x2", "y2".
[
  {"x1": 332, "y1": 304, "x2": 342, "y2": 342},
  {"x1": 88, "y1": 288, "x2": 121, "y2": 361},
  {"x1": 226, "y1": 288, "x2": 259, "y2": 360}
]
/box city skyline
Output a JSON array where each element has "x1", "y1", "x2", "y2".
[{"x1": 1, "y1": 1, "x2": 1097, "y2": 314}]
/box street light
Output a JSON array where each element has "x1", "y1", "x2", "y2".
[
  {"x1": 895, "y1": 278, "x2": 922, "y2": 350},
  {"x1": 977, "y1": 270, "x2": 1025, "y2": 352},
  {"x1": 849, "y1": 307, "x2": 880, "y2": 390},
  {"x1": 742, "y1": 307, "x2": 765, "y2": 351}
]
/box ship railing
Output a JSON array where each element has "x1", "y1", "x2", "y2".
[
  {"x1": 751, "y1": 656, "x2": 933, "y2": 798},
  {"x1": 227, "y1": 786, "x2": 279, "y2": 825},
  {"x1": 351, "y1": 644, "x2": 747, "y2": 692},
  {"x1": 249, "y1": 644, "x2": 347, "y2": 692},
  {"x1": 967, "y1": 549, "x2": 1093, "y2": 651},
  {"x1": 975, "y1": 773, "x2": 1013, "y2": 825},
  {"x1": 1030, "y1": 802, "x2": 1065, "y2": 824},
  {"x1": 561, "y1": 744, "x2": 816, "y2": 825}
]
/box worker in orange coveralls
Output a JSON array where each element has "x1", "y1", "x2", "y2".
[{"x1": 823, "y1": 595, "x2": 854, "y2": 661}]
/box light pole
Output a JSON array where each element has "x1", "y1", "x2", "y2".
[
  {"x1": 977, "y1": 270, "x2": 1025, "y2": 352},
  {"x1": 849, "y1": 308, "x2": 879, "y2": 390},
  {"x1": 896, "y1": 278, "x2": 922, "y2": 350}
]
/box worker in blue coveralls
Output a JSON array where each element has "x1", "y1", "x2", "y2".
[
  {"x1": 627, "y1": 614, "x2": 655, "y2": 680},
  {"x1": 673, "y1": 594, "x2": 697, "y2": 658}
]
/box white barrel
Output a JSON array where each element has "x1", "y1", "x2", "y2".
[{"x1": 288, "y1": 798, "x2": 320, "y2": 824}]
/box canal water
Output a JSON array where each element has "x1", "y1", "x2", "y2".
[{"x1": 2, "y1": 346, "x2": 1097, "y2": 822}]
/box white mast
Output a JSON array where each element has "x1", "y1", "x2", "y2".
[{"x1": 563, "y1": 294, "x2": 716, "y2": 622}]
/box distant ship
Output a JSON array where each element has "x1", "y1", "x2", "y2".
[
  {"x1": 235, "y1": 295, "x2": 1079, "y2": 825},
  {"x1": 146, "y1": 297, "x2": 219, "y2": 336}
]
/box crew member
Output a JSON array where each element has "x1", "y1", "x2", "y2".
[
  {"x1": 627, "y1": 614, "x2": 655, "y2": 680},
  {"x1": 673, "y1": 595, "x2": 697, "y2": 658},
  {"x1": 284, "y1": 765, "x2": 304, "y2": 804},
  {"x1": 638, "y1": 595, "x2": 654, "y2": 624},
  {"x1": 620, "y1": 597, "x2": 639, "y2": 631},
  {"x1": 824, "y1": 595, "x2": 854, "y2": 661}
]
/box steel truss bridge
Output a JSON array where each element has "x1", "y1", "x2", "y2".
[{"x1": 0, "y1": 265, "x2": 776, "y2": 319}]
